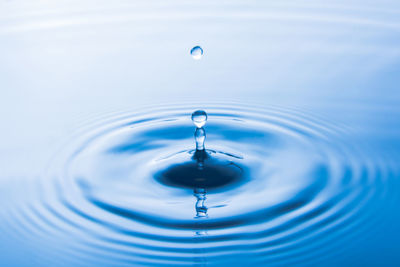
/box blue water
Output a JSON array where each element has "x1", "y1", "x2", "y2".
[{"x1": 1, "y1": 1, "x2": 400, "y2": 266}]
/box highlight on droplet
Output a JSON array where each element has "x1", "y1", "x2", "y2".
[
  {"x1": 191, "y1": 110, "x2": 207, "y2": 128},
  {"x1": 190, "y1": 46, "x2": 203, "y2": 60}
]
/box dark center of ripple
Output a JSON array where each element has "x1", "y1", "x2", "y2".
[
  {"x1": 61, "y1": 106, "x2": 338, "y2": 227},
  {"x1": 154, "y1": 110, "x2": 248, "y2": 192},
  {"x1": 154, "y1": 149, "x2": 246, "y2": 190}
]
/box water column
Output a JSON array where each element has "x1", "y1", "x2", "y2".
[{"x1": 192, "y1": 110, "x2": 208, "y2": 218}]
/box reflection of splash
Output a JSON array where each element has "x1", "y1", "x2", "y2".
[
  {"x1": 194, "y1": 188, "x2": 208, "y2": 218},
  {"x1": 193, "y1": 187, "x2": 208, "y2": 266},
  {"x1": 193, "y1": 228, "x2": 208, "y2": 267},
  {"x1": 193, "y1": 188, "x2": 208, "y2": 266}
]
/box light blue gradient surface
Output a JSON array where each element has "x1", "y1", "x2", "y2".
[{"x1": 1, "y1": 0, "x2": 400, "y2": 266}]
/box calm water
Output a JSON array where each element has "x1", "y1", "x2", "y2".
[{"x1": 1, "y1": 1, "x2": 400, "y2": 266}]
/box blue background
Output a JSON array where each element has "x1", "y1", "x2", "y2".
[{"x1": 1, "y1": 0, "x2": 400, "y2": 266}]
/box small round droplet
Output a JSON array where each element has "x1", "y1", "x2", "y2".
[
  {"x1": 192, "y1": 110, "x2": 207, "y2": 128},
  {"x1": 190, "y1": 46, "x2": 203, "y2": 60}
]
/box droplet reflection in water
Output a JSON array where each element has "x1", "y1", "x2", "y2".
[{"x1": 190, "y1": 46, "x2": 203, "y2": 60}]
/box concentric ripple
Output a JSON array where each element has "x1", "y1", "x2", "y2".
[{"x1": 9, "y1": 104, "x2": 397, "y2": 266}]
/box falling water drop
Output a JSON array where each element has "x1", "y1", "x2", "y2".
[
  {"x1": 190, "y1": 46, "x2": 203, "y2": 60},
  {"x1": 192, "y1": 110, "x2": 207, "y2": 128}
]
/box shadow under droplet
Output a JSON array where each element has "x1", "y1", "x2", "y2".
[{"x1": 154, "y1": 150, "x2": 247, "y2": 191}]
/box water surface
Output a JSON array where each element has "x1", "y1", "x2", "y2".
[{"x1": 1, "y1": 1, "x2": 400, "y2": 266}]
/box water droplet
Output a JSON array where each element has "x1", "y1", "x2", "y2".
[
  {"x1": 191, "y1": 110, "x2": 207, "y2": 128},
  {"x1": 190, "y1": 46, "x2": 203, "y2": 60}
]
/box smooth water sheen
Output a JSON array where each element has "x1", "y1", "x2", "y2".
[
  {"x1": 2, "y1": 103, "x2": 398, "y2": 266},
  {"x1": 1, "y1": 0, "x2": 400, "y2": 266}
]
